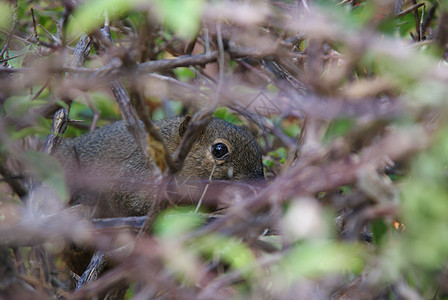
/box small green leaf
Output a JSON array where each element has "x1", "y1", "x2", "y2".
[
  {"x1": 371, "y1": 219, "x2": 388, "y2": 246},
  {"x1": 24, "y1": 151, "x2": 67, "y2": 200},
  {"x1": 268, "y1": 147, "x2": 287, "y2": 163},
  {"x1": 173, "y1": 67, "x2": 196, "y2": 82},
  {"x1": 194, "y1": 234, "x2": 256, "y2": 271},
  {"x1": 277, "y1": 241, "x2": 364, "y2": 281},
  {"x1": 68, "y1": 0, "x2": 135, "y2": 35},
  {"x1": 6, "y1": 45, "x2": 32, "y2": 68},
  {"x1": 263, "y1": 158, "x2": 274, "y2": 168},
  {"x1": 339, "y1": 186, "x2": 351, "y2": 195},
  {"x1": 214, "y1": 107, "x2": 243, "y2": 125},
  {"x1": 283, "y1": 123, "x2": 301, "y2": 138},
  {"x1": 0, "y1": 2, "x2": 13, "y2": 29},
  {"x1": 154, "y1": 207, "x2": 205, "y2": 238},
  {"x1": 4, "y1": 96, "x2": 47, "y2": 119},
  {"x1": 153, "y1": 0, "x2": 204, "y2": 38},
  {"x1": 323, "y1": 119, "x2": 355, "y2": 143}
]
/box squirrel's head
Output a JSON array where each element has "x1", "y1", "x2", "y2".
[{"x1": 178, "y1": 116, "x2": 265, "y2": 182}]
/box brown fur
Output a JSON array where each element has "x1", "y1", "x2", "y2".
[{"x1": 56, "y1": 116, "x2": 264, "y2": 218}]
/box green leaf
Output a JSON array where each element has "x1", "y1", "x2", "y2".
[
  {"x1": 173, "y1": 67, "x2": 196, "y2": 82},
  {"x1": 268, "y1": 147, "x2": 287, "y2": 163},
  {"x1": 397, "y1": 14, "x2": 416, "y2": 37},
  {"x1": 323, "y1": 119, "x2": 355, "y2": 143},
  {"x1": 263, "y1": 158, "x2": 274, "y2": 168},
  {"x1": 68, "y1": 0, "x2": 136, "y2": 35},
  {"x1": 74, "y1": 92, "x2": 120, "y2": 120},
  {"x1": 277, "y1": 241, "x2": 364, "y2": 281},
  {"x1": 283, "y1": 122, "x2": 301, "y2": 138},
  {"x1": 0, "y1": 2, "x2": 13, "y2": 29},
  {"x1": 398, "y1": 126, "x2": 448, "y2": 270},
  {"x1": 194, "y1": 234, "x2": 256, "y2": 272},
  {"x1": 371, "y1": 219, "x2": 388, "y2": 246},
  {"x1": 214, "y1": 107, "x2": 243, "y2": 125},
  {"x1": 153, "y1": 0, "x2": 204, "y2": 38},
  {"x1": 6, "y1": 45, "x2": 32, "y2": 68},
  {"x1": 339, "y1": 186, "x2": 351, "y2": 195},
  {"x1": 4, "y1": 96, "x2": 48, "y2": 119},
  {"x1": 68, "y1": 0, "x2": 204, "y2": 38},
  {"x1": 154, "y1": 207, "x2": 205, "y2": 238},
  {"x1": 24, "y1": 151, "x2": 67, "y2": 200}
]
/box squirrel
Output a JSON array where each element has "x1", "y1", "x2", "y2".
[
  {"x1": 56, "y1": 115, "x2": 265, "y2": 277},
  {"x1": 56, "y1": 115, "x2": 265, "y2": 218}
]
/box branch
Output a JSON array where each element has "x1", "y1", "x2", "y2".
[
  {"x1": 42, "y1": 108, "x2": 69, "y2": 155},
  {"x1": 137, "y1": 51, "x2": 217, "y2": 73},
  {"x1": 192, "y1": 125, "x2": 428, "y2": 238}
]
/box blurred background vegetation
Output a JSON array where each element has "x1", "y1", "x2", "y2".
[{"x1": 1, "y1": 0, "x2": 448, "y2": 299}]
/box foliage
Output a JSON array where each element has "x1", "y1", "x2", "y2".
[{"x1": 1, "y1": 0, "x2": 448, "y2": 299}]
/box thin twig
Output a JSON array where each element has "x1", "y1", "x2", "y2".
[
  {"x1": 38, "y1": 24, "x2": 62, "y2": 45},
  {"x1": 31, "y1": 76, "x2": 51, "y2": 100},
  {"x1": 0, "y1": 0, "x2": 18, "y2": 58},
  {"x1": 0, "y1": 53, "x2": 25, "y2": 64},
  {"x1": 411, "y1": 1, "x2": 422, "y2": 41},
  {"x1": 30, "y1": 8, "x2": 41, "y2": 54},
  {"x1": 422, "y1": 1, "x2": 438, "y2": 37},
  {"x1": 137, "y1": 51, "x2": 218, "y2": 73},
  {"x1": 396, "y1": 3, "x2": 424, "y2": 18},
  {"x1": 75, "y1": 251, "x2": 107, "y2": 290}
]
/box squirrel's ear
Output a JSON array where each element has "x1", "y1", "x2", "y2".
[{"x1": 178, "y1": 115, "x2": 192, "y2": 137}]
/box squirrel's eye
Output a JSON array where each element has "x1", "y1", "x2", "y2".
[{"x1": 211, "y1": 142, "x2": 229, "y2": 159}]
